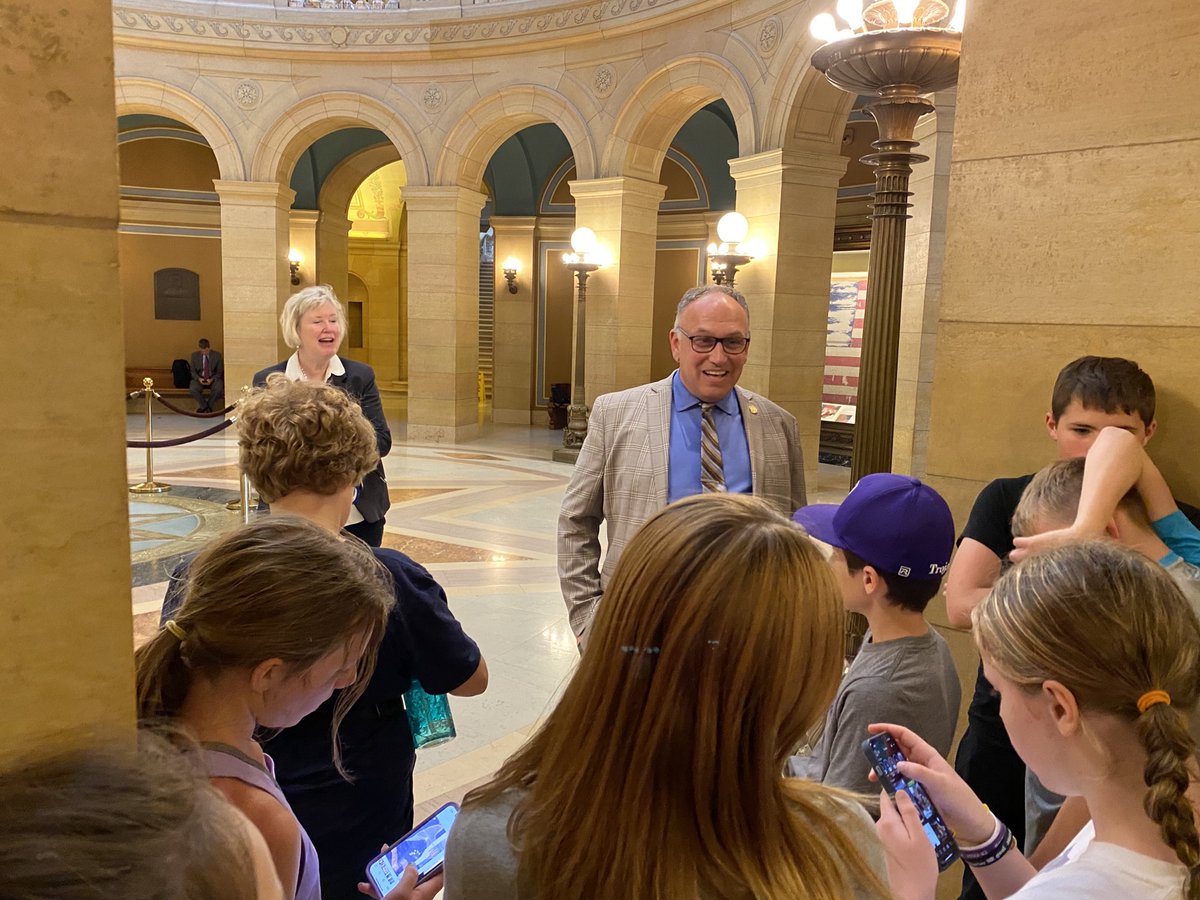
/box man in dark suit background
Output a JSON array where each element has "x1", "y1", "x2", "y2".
[{"x1": 189, "y1": 338, "x2": 224, "y2": 412}]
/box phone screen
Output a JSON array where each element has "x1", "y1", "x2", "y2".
[
  {"x1": 862, "y1": 733, "x2": 959, "y2": 870},
  {"x1": 366, "y1": 802, "x2": 459, "y2": 895}
]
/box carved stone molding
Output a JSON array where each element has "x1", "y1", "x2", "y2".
[
  {"x1": 592, "y1": 63, "x2": 615, "y2": 98},
  {"x1": 422, "y1": 83, "x2": 444, "y2": 111},
  {"x1": 113, "y1": 0, "x2": 684, "y2": 50},
  {"x1": 758, "y1": 14, "x2": 780, "y2": 57},
  {"x1": 234, "y1": 79, "x2": 261, "y2": 109}
]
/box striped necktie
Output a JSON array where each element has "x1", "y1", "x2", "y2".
[{"x1": 699, "y1": 402, "x2": 725, "y2": 493}]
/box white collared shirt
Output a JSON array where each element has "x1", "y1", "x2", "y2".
[{"x1": 283, "y1": 352, "x2": 346, "y2": 382}]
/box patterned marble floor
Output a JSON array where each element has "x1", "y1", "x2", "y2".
[{"x1": 125, "y1": 411, "x2": 851, "y2": 830}]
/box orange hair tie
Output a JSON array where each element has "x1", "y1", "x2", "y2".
[{"x1": 1137, "y1": 690, "x2": 1171, "y2": 713}]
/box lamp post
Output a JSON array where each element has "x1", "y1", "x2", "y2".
[
  {"x1": 810, "y1": 0, "x2": 963, "y2": 482},
  {"x1": 706, "y1": 211, "x2": 758, "y2": 287},
  {"x1": 552, "y1": 227, "x2": 605, "y2": 464}
]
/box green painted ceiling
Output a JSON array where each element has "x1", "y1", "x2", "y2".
[{"x1": 118, "y1": 101, "x2": 742, "y2": 216}]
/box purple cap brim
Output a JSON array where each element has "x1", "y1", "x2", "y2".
[{"x1": 792, "y1": 503, "x2": 842, "y2": 548}]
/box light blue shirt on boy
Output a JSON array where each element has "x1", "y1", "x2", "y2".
[
  {"x1": 667, "y1": 370, "x2": 751, "y2": 502},
  {"x1": 1153, "y1": 510, "x2": 1200, "y2": 566}
]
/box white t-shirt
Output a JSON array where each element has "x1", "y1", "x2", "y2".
[{"x1": 1013, "y1": 821, "x2": 1186, "y2": 898}]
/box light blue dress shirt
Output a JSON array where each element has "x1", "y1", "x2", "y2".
[{"x1": 667, "y1": 370, "x2": 752, "y2": 503}]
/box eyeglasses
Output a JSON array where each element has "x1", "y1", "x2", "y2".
[{"x1": 674, "y1": 327, "x2": 750, "y2": 355}]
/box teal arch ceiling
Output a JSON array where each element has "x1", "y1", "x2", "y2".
[
  {"x1": 119, "y1": 100, "x2": 741, "y2": 215},
  {"x1": 288, "y1": 128, "x2": 392, "y2": 209},
  {"x1": 485, "y1": 100, "x2": 738, "y2": 217}
]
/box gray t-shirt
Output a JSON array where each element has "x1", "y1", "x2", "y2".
[
  {"x1": 788, "y1": 628, "x2": 961, "y2": 795},
  {"x1": 443, "y1": 786, "x2": 888, "y2": 899}
]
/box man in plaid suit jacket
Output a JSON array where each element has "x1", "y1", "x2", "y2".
[{"x1": 557, "y1": 285, "x2": 807, "y2": 643}]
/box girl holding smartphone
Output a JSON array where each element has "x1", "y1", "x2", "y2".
[
  {"x1": 876, "y1": 541, "x2": 1200, "y2": 899},
  {"x1": 136, "y1": 517, "x2": 394, "y2": 900}
]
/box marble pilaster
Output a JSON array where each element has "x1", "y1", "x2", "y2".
[
  {"x1": 569, "y1": 177, "x2": 667, "y2": 405},
  {"x1": 214, "y1": 180, "x2": 294, "y2": 391},
  {"x1": 729, "y1": 149, "x2": 848, "y2": 492},
  {"x1": 491, "y1": 217, "x2": 538, "y2": 424},
  {"x1": 893, "y1": 93, "x2": 955, "y2": 478},
  {"x1": 402, "y1": 185, "x2": 487, "y2": 443}
]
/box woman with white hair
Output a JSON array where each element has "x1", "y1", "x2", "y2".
[{"x1": 255, "y1": 284, "x2": 391, "y2": 546}]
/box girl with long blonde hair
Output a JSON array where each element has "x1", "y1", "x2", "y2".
[
  {"x1": 445, "y1": 493, "x2": 889, "y2": 899},
  {"x1": 877, "y1": 540, "x2": 1200, "y2": 899}
]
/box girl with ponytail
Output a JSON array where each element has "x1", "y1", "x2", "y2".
[
  {"x1": 876, "y1": 540, "x2": 1200, "y2": 899},
  {"x1": 136, "y1": 516, "x2": 395, "y2": 900}
]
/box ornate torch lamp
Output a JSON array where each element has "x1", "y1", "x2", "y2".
[
  {"x1": 552, "y1": 227, "x2": 607, "y2": 463},
  {"x1": 706, "y1": 212, "x2": 759, "y2": 287},
  {"x1": 810, "y1": 0, "x2": 964, "y2": 482}
]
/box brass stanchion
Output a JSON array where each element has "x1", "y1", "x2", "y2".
[
  {"x1": 240, "y1": 472, "x2": 254, "y2": 524},
  {"x1": 129, "y1": 377, "x2": 171, "y2": 494},
  {"x1": 225, "y1": 386, "x2": 256, "y2": 516}
]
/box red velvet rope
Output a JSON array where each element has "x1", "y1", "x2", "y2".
[
  {"x1": 126, "y1": 416, "x2": 236, "y2": 448},
  {"x1": 150, "y1": 392, "x2": 237, "y2": 418}
]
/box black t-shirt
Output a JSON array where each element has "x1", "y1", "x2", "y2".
[
  {"x1": 959, "y1": 475, "x2": 1200, "y2": 727},
  {"x1": 958, "y1": 474, "x2": 1036, "y2": 727}
]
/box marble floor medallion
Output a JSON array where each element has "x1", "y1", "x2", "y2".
[{"x1": 130, "y1": 486, "x2": 242, "y2": 585}]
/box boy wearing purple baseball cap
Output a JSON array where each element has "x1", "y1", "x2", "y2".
[{"x1": 787, "y1": 473, "x2": 961, "y2": 797}]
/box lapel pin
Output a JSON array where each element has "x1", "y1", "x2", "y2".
[{"x1": 748, "y1": 404, "x2": 759, "y2": 415}]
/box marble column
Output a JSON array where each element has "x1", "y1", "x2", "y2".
[
  {"x1": 1, "y1": 0, "x2": 135, "y2": 754},
  {"x1": 893, "y1": 93, "x2": 955, "y2": 478},
  {"x1": 569, "y1": 177, "x2": 666, "y2": 405},
  {"x1": 729, "y1": 149, "x2": 848, "y2": 492},
  {"x1": 352, "y1": 239, "x2": 402, "y2": 382},
  {"x1": 316, "y1": 213, "x2": 351, "y2": 300},
  {"x1": 491, "y1": 217, "x2": 538, "y2": 424},
  {"x1": 402, "y1": 185, "x2": 486, "y2": 443},
  {"x1": 214, "y1": 181, "x2": 294, "y2": 390}
]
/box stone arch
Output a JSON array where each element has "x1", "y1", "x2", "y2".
[
  {"x1": 114, "y1": 76, "x2": 245, "y2": 180},
  {"x1": 251, "y1": 92, "x2": 428, "y2": 187},
  {"x1": 319, "y1": 144, "x2": 404, "y2": 219},
  {"x1": 763, "y1": 44, "x2": 858, "y2": 155},
  {"x1": 434, "y1": 85, "x2": 597, "y2": 189},
  {"x1": 601, "y1": 54, "x2": 756, "y2": 182}
]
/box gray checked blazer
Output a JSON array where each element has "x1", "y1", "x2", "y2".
[{"x1": 557, "y1": 373, "x2": 806, "y2": 639}]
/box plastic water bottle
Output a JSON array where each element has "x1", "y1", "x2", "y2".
[{"x1": 403, "y1": 679, "x2": 456, "y2": 749}]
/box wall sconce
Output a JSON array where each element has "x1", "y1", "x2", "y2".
[
  {"x1": 288, "y1": 248, "x2": 303, "y2": 286},
  {"x1": 706, "y1": 212, "x2": 758, "y2": 287},
  {"x1": 502, "y1": 256, "x2": 521, "y2": 294}
]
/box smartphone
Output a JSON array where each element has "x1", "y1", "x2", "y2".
[
  {"x1": 365, "y1": 802, "x2": 460, "y2": 896},
  {"x1": 862, "y1": 733, "x2": 959, "y2": 871}
]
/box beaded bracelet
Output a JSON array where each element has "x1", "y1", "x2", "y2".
[{"x1": 958, "y1": 813, "x2": 1016, "y2": 868}]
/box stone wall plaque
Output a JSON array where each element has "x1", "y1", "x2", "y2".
[{"x1": 154, "y1": 268, "x2": 201, "y2": 321}]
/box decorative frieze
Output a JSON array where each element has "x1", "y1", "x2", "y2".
[{"x1": 115, "y1": 0, "x2": 675, "y2": 49}]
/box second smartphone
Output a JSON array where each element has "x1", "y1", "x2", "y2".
[{"x1": 862, "y1": 732, "x2": 960, "y2": 871}]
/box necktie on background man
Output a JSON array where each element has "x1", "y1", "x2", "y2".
[
  {"x1": 202, "y1": 354, "x2": 210, "y2": 379},
  {"x1": 699, "y1": 402, "x2": 725, "y2": 493}
]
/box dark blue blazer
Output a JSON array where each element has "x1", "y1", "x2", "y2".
[{"x1": 253, "y1": 357, "x2": 392, "y2": 522}]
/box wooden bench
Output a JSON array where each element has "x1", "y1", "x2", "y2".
[{"x1": 125, "y1": 366, "x2": 191, "y2": 397}]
